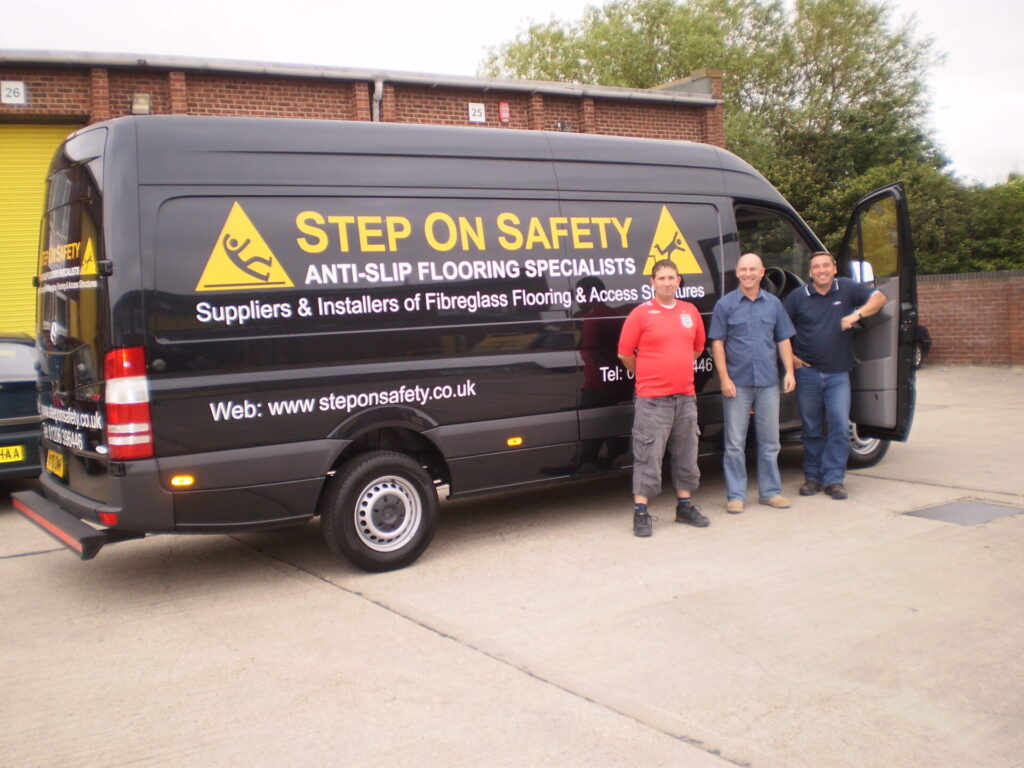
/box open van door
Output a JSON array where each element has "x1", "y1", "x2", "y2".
[{"x1": 838, "y1": 182, "x2": 916, "y2": 444}]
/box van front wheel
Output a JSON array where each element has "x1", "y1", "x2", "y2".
[
  {"x1": 319, "y1": 451, "x2": 438, "y2": 572},
  {"x1": 847, "y1": 423, "x2": 891, "y2": 468}
]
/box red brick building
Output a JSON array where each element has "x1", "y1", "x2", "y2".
[{"x1": 0, "y1": 52, "x2": 725, "y2": 332}]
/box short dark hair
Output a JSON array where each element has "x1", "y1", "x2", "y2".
[
  {"x1": 809, "y1": 250, "x2": 836, "y2": 266},
  {"x1": 650, "y1": 258, "x2": 679, "y2": 277}
]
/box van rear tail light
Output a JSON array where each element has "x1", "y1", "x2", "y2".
[{"x1": 104, "y1": 346, "x2": 153, "y2": 460}]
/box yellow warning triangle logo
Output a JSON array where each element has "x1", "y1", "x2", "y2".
[
  {"x1": 196, "y1": 202, "x2": 294, "y2": 292},
  {"x1": 80, "y1": 238, "x2": 98, "y2": 276},
  {"x1": 642, "y1": 206, "x2": 703, "y2": 275}
]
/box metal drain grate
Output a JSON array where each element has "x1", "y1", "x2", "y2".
[{"x1": 907, "y1": 500, "x2": 1021, "y2": 526}]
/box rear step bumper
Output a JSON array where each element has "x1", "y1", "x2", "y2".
[{"x1": 12, "y1": 490, "x2": 142, "y2": 560}]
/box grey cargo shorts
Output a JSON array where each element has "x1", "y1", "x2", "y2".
[{"x1": 631, "y1": 394, "x2": 700, "y2": 498}]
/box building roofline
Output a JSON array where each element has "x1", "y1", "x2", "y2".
[{"x1": 0, "y1": 49, "x2": 724, "y2": 107}]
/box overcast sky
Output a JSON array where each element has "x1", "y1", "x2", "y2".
[{"x1": 2, "y1": 0, "x2": 1019, "y2": 185}]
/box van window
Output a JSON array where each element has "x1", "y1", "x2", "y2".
[
  {"x1": 841, "y1": 195, "x2": 900, "y2": 279},
  {"x1": 734, "y1": 205, "x2": 814, "y2": 284},
  {"x1": 38, "y1": 161, "x2": 105, "y2": 395}
]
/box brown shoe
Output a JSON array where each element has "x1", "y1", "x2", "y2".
[
  {"x1": 725, "y1": 499, "x2": 744, "y2": 514},
  {"x1": 799, "y1": 480, "x2": 823, "y2": 496},
  {"x1": 760, "y1": 495, "x2": 791, "y2": 509},
  {"x1": 824, "y1": 483, "x2": 848, "y2": 500}
]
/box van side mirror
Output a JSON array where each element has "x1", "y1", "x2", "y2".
[{"x1": 849, "y1": 260, "x2": 875, "y2": 285}]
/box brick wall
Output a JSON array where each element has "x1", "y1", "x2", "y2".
[
  {"x1": 918, "y1": 271, "x2": 1024, "y2": 365},
  {"x1": 0, "y1": 67, "x2": 92, "y2": 118},
  {"x1": 1, "y1": 60, "x2": 724, "y2": 149},
  {"x1": 108, "y1": 71, "x2": 172, "y2": 117},
  {"x1": 594, "y1": 99, "x2": 705, "y2": 141},
  {"x1": 184, "y1": 74, "x2": 361, "y2": 120},
  {"x1": 389, "y1": 85, "x2": 524, "y2": 127}
]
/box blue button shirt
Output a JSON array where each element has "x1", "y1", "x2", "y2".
[
  {"x1": 709, "y1": 288, "x2": 795, "y2": 387},
  {"x1": 784, "y1": 278, "x2": 877, "y2": 372}
]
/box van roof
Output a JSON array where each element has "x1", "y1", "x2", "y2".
[{"x1": 88, "y1": 116, "x2": 787, "y2": 204}]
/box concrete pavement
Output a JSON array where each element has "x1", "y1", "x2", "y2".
[{"x1": 2, "y1": 365, "x2": 1022, "y2": 767}]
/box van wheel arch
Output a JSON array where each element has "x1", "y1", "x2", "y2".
[{"x1": 335, "y1": 425, "x2": 448, "y2": 486}]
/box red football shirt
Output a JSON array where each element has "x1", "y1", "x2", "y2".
[{"x1": 617, "y1": 299, "x2": 706, "y2": 397}]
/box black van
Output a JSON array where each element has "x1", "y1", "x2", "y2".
[{"x1": 14, "y1": 116, "x2": 916, "y2": 570}]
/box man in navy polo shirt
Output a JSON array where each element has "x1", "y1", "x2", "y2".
[
  {"x1": 784, "y1": 251, "x2": 887, "y2": 500},
  {"x1": 709, "y1": 253, "x2": 796, "y2": 514}
]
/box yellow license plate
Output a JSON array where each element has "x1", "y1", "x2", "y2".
[
  {"x1": 0, "y1": 445, "x2": 25, "y2": 463},
  {"x1": 46, "y1": 449, "x2": 66, "y2": 478}
]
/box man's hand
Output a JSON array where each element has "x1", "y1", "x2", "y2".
[
  {"x1": 720, "y1": 377, "x2": 737, "y2": 398},
  {"x1": 782, "y1": 371, "x2": 795, "y2": 393}
]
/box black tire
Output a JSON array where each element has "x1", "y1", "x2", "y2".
[
  {"x1": 847, "y1": 423, "x2": 890, "y2": 468},
  {"x1": 318, "y1": 450, "x2": 438, "y2": 572},
  {"x1": 913, "y1": 343, "x2": 924, "y2": 369}
]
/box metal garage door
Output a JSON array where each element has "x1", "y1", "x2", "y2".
[{"x1": 0, "y1": 124, "x2": 81, "y2": 333}]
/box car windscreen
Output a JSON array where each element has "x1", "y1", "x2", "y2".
[{"x1": 0, "y1": 342, "x2": 36, "y2": 380}]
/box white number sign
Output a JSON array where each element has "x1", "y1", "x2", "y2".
[{"x1": 2, "y1": 81, "x2": 27, "y2": 105}]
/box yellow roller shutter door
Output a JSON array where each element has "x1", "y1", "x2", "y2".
[{"x1": 0, "y1": 124, "x2": 81, "y2": 333}]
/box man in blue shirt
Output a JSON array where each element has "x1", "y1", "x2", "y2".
[
  {"x1": 784, "y1": 251, "x2": 887, "y2": 500},
  {"x1": 709, "y1": 253, "x2": 796, "y2": 514}
]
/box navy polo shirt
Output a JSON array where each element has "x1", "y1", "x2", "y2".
[
  {"x1": 708, "y1": 288, "x2": 795, "y2": 387},
  {"x1": 784, "y1": 278, "x2": 877, "y2": 372}
]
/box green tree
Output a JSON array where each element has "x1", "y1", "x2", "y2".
[
  {"x1": 802, "y1": 161, "x2": 971, "y2": 274},
  {"x1": 481, "y1": 0, "x2": 786, "y2": 100},
  {"x1": 482, "y1": 0, "x2": 989, "y2": 272},
  {"x1": 959, "y1": 176, "x2": 1024, "y2": 271}
]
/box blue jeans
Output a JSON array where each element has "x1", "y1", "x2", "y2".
[
  {"x1": 795, "y1": 367, "x2": 851, "y2": 486},
  {"x1": 721, "y1": 385, "x2": 782, "y2": 501}
]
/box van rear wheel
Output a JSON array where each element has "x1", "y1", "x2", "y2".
[{"x1": 319, "y1": 451, "x2": 438, "y2": 572}]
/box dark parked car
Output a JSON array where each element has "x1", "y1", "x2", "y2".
[
  {"x1": 915, "y1": 324, "x2": 932, "y2": 369},
  {"x1": 0, "y1": 333, "x2": 41, "y2": 481}
]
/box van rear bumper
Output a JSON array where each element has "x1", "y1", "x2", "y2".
[{"x1": 12, "y1": 491, "x2": 143, "y2": 560}]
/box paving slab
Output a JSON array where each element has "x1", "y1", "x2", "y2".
[{"x1": 2, "y1": 366, "x2": 1022, "y2": 767}]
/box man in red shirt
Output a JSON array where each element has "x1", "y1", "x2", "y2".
[{"x1": 618, "y1": 259, "x2": 709, "y2": 537}]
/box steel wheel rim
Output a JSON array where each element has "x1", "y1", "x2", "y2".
[
  {"x1": 849, "y1": 423, "x2": 880, "y2": 456},
  {"x1": 354, "y1": 475, "x2": 422, "y2": 552}
]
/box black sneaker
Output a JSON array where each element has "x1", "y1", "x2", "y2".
[
  {"x1": 633, "y1": 506, "x2": 653, "y2": 537},
  {"x1": 675, "y1": 499, "x2": 710, "y2": 527},
  {"x1": 799, "y1": 479, "x2": 823, "y2": 496},
  {"x1": 824, "y1": 483, "x2": 848, "y2": 500}
]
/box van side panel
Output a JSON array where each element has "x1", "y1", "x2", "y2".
[
  {"x1": 28, "y1": 116, "x2": 816, "y2": 551},
  {"x1": 145, "y1": 190, "x2": 581, "y2": 505}
]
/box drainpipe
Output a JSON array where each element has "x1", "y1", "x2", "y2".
[{"x1": 371, "y1": 78, "x2": 383, "y2": 122}]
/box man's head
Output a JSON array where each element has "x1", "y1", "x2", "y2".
[
  {"x1": 808, "y1": 251, "x2": 837, "y2": 291},
  {"x1": 649, "y1": 259, "x2": 681, "y2": 304},
  {"x1": 736, "y1": 252, "x2": 765, "y2": 295}
]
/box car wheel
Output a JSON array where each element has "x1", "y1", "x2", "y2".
[
  {"x1": 319, "y1": 450, "x2": 438, "y2": 572},
  {"x1": 847, "y1": 423, "x2": 890, "y2": 468},
  {"x1": 913, "y1": 343, "x2": 924, "y2": 369}
]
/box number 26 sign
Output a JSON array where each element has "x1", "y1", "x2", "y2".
[{"x1": 2, "y1": 81, "x2": 27, "y2": 105}]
